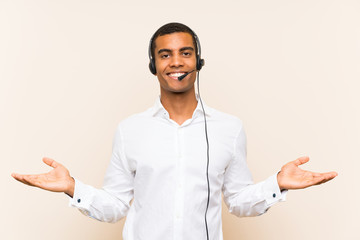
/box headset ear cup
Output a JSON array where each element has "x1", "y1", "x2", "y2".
[
  {"x1": 149, "y1": 59, "x2": 156, "y2": 75},
  {"x1": 197, "y1": 58, "x2": 205, "y2": 71}
]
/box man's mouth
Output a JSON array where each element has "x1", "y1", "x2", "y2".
[{"x1": 167, "y1": 72, "x2": 187, "y2": 79}]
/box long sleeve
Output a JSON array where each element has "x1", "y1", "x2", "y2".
[
  {"x1": 69, "y1": 125, "x2": 135, "y2": 223},
  {"x1": 222, "y1": 124, "x2": 287, "y2": 217}
]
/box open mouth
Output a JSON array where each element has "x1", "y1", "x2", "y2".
[{"x1": 167, "y1": 72, "x2": 187, "y2": 79}]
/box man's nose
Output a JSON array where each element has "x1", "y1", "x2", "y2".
[{"x1": 170, "y1": 54, "x2": 183, "y2": 67}]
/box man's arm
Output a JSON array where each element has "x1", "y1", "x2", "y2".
[
  {"x1": 222, "y1": 125, "x2": 287, "y2": 217},
  {"x1": 12, "y1": 156, "x2": 133, "y2": 223},
  {"x1": 12, "y1": 125, "x2": 134, "y2": 223},
  {"x1": 223, "y1": 124, "x2": 337, "y2": 217}
]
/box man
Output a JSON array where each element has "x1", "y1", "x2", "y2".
[{"x1": 12, "y1": 23, "x2": 337, "y2": 240}]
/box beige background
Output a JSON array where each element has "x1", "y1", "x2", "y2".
[{"x1": 1, "y1": 0, "x2": 359, "y2": 239}]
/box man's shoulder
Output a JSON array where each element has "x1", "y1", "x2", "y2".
[
  {"x1": 117, "y1": 107, "x2": 153, "y2": 128},
  {"x1": 207, "y1": 106, "x2": 244, "y2": 127}
]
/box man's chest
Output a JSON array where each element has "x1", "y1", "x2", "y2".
[{"x1": 121, "y1": 120, "x2": 235, "y2": 181}]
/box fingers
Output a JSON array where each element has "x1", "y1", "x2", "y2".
[
  {"x1": 293, "y1": 156, "x2": 310, "y2": 166},
  {"x1": 15, "y1": 174, "x2": 48, "y2": 189},
  {"x1": 11, "y1": 173, "x2": 37, "y2": 187},
  {"x1": 314, "y1": 171, "x2": 337, "y2": 180},
  {"x1": 311, "y1": 171, "x2": 338, "y2": 186},
  {"x1": 24, "y1": 175, "x2": 44, "y2": 188},
  {"x1": 321, "y1": 171, "x2": 338, "y2": 181},
  {"x1": 325, "y1": 171, "x2": 338, "y2": 178},
  {"x1": 43, "y1": 157, "x2": 58, "y2": 168},
  {"x1": 22, "y1": 175, "x2": 37, "y2": 186},
  {"x1": 11, "y1": 173, "x2": 24, "y2": 183}
]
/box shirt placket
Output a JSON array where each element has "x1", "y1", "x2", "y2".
[{"x1": 173, "y1": 125, "x2": 185, "y2": 240}]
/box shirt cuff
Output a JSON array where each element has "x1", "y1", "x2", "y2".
[
  {"x1": 263, "y1": 173, "x2": 288, "y2": 206},
  {"x1": 68, "y1": 178, "x2": 93, "y2": 216}
]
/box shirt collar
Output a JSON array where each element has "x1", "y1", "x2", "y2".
[{"x1": 151, "y1": 94, "x2": 212, "y2": 119}]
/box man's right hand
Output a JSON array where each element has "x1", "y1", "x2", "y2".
[{"x1": 12, "y1": 157, "x2": 75, "y2": 198}]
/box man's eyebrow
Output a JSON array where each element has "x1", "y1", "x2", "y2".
[
  {"x1": 179, "y1": 47, "x2": 194, "y2": 52},
  {"x1": 157, "y1": 48, "x2": 172, "y2": 55},
  {"x1": 157, "y1": 46, "x2": 195, "y2": 55}
]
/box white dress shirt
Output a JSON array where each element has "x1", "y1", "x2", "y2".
[{"x1": 69, "y1": 96, "x2": 287, "y2": 240}]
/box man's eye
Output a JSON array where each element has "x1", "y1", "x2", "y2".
[
  {"x1": 183, "y1": 52, "x2": 191, "y2": 56},
  {"x1": 161, "y1": 54, "x2": 169, "y2": 58}
]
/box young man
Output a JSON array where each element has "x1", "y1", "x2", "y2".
[{"x1": 12, "y1": 23, "x2": 337, "y2": 240}]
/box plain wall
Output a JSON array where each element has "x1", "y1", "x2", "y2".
[{"x1": 1, "y1": 0, "x2": 359, "y2": 239}]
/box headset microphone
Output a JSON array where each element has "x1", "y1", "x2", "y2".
[{"x1": 178, "y1": 70, "x2": 195, "y2": 81}]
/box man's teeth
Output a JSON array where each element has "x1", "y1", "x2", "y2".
[{"x1": 169, "y1": 72, "x2": 186, "y2": 77}]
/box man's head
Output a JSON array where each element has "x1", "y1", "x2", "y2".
[{"x1": 148, "y1": 22, "x2": 204, "y2": 75}]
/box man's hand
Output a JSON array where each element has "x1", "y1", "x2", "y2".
[
  {"x1": 277, "y1": 156, "x2": 337, "y2": 191},
  {"x1": 12, "y1": 157, "x2": 75, "y2": 197}
]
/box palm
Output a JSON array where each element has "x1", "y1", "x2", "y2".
[
  {"x1": 12, "y1": 157, "x2": 73, "y2": 194},
  {"x1": 277, "y1": 156, "x2": 337, "y2": 190}
]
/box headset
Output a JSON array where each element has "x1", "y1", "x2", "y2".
[
  {"x1": 148, "y1": 30, "x2": 205, "y2": 75},
  {"x1": 148, "y1": 27, "x2": 211, "y2": 240}
]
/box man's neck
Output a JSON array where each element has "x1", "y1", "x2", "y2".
[{"x1": 160, "y1": 88, "x2": 198, "y2": 125}]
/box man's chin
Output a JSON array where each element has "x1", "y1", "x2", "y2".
[{"x1": 161, "y1": 86, "x2": 194, "y2": 95}]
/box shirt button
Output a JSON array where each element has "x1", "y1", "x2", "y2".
[
  {"x1": 77, "y1": 199, "x2": 81, "y2": 203},
  {"x1": 272, "y1": 193, "x2": 276, "y2": 198}
]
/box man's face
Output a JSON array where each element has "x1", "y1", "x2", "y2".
[{"x1": 153, "y1": 32, "x2": 197, "y2": 94}]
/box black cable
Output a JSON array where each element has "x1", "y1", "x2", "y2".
[{"x1": 196, "y1": 71, "x2": 210, "y2": 240}]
